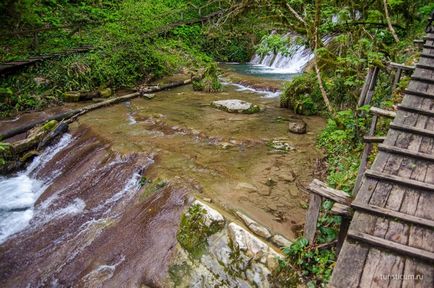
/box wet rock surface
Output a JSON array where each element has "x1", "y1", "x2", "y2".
[
  {"x1": 166, "y1": 201, "x2": 288, "y2": 288},
  {"x1": 288, "y1": 118, "x2": 307, "y2": 134},
  {"x1": 0, "y1": 127, "x2": 194, "y2": 288},
  {"x1": 211, "y1": 99, "x2": 260, "y2": 114}
]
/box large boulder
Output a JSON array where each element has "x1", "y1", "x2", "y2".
[
  {"x1": 211, "y1": 99, "x2": 260, "y2": 114},
  {"x1": 288, "y1": 118, "x2": 307, "y2": 134}
]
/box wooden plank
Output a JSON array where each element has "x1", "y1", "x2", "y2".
[
  {"x1": 389, "y1": 62, "x2": 415, "y2": 70},
  {"x1": 378, "y1": 144, "x2": 434, "y2": 161},
  {"x1": 352, "y1": 201, "x2": 434, "y2": 229},
  {"x1": 304, "y1": 194, "x2": 322, "y2": 244},
  {"x1": 307, "y1": 179, "x2": 352, "y2": 205},
  {"x1": 423, "y1": 44, "x2": 434, "y2": 49},
  {"x1": 411, "y1": 75, "x2": 434, "y2": 84},
  {"x1": 420, "y1": 53, "x2": 434, "y2": 59},
  {"x1": 404, "y1": 89, "x2": 434, "y2": 99},
  {"x1": 331, "y1": 202, "x2": 351, "y2": 216},
  {"x1": 398, "y1": 104, "x2": 434, "y2": 117},
  {"x1": 416, "y1": 63, "x2": 434, "y2": 71},
  {"x1": 363, "y1": 136, "x2": 386, "y2": 143},
  {"x1": 329, "y1": 241, "x2": 369, "y2": 287},
  {"x1": 370, "y1": 106, "x2": 396, "y2": 118},
  {"x1": 365, "y1": 169, "x2": 434, "y2": 192},
  {"x1": 348, "y1": 230, "x2": 434, "y2": 263},
  {"x1": 390, "y1": 123, "x2": 434, "y2": 138}
]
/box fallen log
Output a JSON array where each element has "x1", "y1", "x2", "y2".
[{"x1": 0, "y1": 78, "x2": 192, "y2": 140}]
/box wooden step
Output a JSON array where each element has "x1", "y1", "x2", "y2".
[
  {"x1": 424, "y1": 36, "x2": 434, "y2": 41},
  {"x1": 404, "y1": 89, "x2": 434, "y2": 99},
  {"x1": 397, "y1": 104, "x2": 434, "y2": 117},
  {"x1": 352, "y1": 202, "x2": 434, "y2": 230},
  {"x1": 307, "y1": 179, "x2": 352, "y2": 205},
  {"x1": 370, "y1": 107, "x2": 396, "y2": 118},
  {"x1": 390, "y1": 123, "x2": 434, "y2": 138},
  {"x1": 364, "y1": 169, "x2": 434, "y2": 192},
  {"x1": 416, "y1": 63, "x2": 434, "y2": 71},
  {"x1": 363, "y1": 136, "x2": 386, "y2": 143},
  {"x1": 348, "y1": 230, "x2": 434, "y2": 263},
  {"x1": 411, "y1": 75, "x2": 434, "y2": 84},
  {"x1": 378, "y1": 144, "x2": 434, "y2": 162},
  {"x1": 420, "y1": 53, "x2": 434, "y2": 59},
  {"x1": 423, "y1": 44, "x2": 434, "y2": 49}
]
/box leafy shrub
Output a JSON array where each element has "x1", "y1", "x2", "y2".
[
  {"x1": 192, "y1": 63, "x2": 222, "y2": 93},
  {"x1": 280, "y1": 73, "x2": 321, "y2": 115},
  {"x1": 177, "y1": 204, "x2": 222, "y2": 259}
]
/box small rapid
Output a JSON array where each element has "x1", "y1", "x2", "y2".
[{"x1": 0, "y1": 134, "x2": 72, "y2": 243}]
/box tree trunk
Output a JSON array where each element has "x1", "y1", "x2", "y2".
[
  {"x1": 313, "y1": 0, "x2": 334, "y2": 114},
  {"x1": 383, "y1": 0, "x2": 399, "y2": 43}
]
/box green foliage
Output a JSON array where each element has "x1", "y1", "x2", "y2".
[
  {"x1": 281, "y1": 73, "x2": 321, "y2": 115},
  {"x1": 282, "y1": 237, "x2": 336, "y2": 286},
  {"x1": 177, "y1": 204, "x2": 222, "y2": 259},
  {"x1": 318, "y1": 108, "x2": 370, "y2": 193},
  {"x1": 192, "y1": 63, "x2": 222, "y2": 93},
  {"x1": 0, "y1": 0, "x2": 216, "y2": 116},
  {"x1": 255, "y1": 34, "x2": 290, "y2": 57},
  {"x1": 0, "y1": 142, "x2": 11, "y2": 166}
]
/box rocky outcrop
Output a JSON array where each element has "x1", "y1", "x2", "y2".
[
  {"x1": 166, "y1": 200, "x2": 291, "y2": 288},
  {"x1": 211, "y1": 99, "x2": 260, "y2": 114}
]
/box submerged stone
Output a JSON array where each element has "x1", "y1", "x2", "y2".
[
  {"x1": 211, "y1": 99, "x2": 260, "y2": 114},
  {"x1": 271, "y1": 234, "x2": 293, "y2": 248},
  {"x1": 236, "y1": 211, "x2": 272, "y2": 239}
]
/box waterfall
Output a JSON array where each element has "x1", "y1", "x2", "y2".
[
  {"x1": 0, "y1": 134, "x2": 73, "y2": 244},
  {"x1": 250, "y1": 33, "x2": 331, "y2": 73}
]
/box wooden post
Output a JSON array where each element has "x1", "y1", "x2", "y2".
[
  {"x1": 304, "y1": 194, "x2": 322, "y2": 244},
  {"x1": 336, "y1": 217, "x2": 351, "y2": 255},
  {"x1": 392, "y1": 67, "x2": 402, "y2": 91},
  {"x1": 364, "y1": 66, "x2": 379, "y2": 105},
  {"x1": 357, "y1": 68, "x2": 374, "y2": 107},
  {"x1": 353, "y1": 114, "x2": 378, "y2": 196}
]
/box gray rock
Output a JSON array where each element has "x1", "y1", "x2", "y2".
[
  {"x1": 236, "y1": 211, "x2": 272, "y2": 239},
  {"x1": 271, "y1": 234, "x2": 293, "y2": 248},
  {"x1": 143, "y1": 93, "x2": 155, "y2": 99},
  {"x1": 211, "y1": 99, "x2": 260, "y2": 114},
  {"x1": 228, "y1": 223, "x2": 269, "y2": 260},
  {"x1": 246, "y1": 263, "x2": 271, "y2": 288},
  {"x1": 192, "y1": 200, "x2": 225, "y2": 228},
  {"x1": 288, "y1": 119, "x2": 307, "y2": 134}
]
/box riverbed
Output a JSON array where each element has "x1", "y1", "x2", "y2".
[{"x1": 0, "y1": 69, "x2": 325, "y2": 286}]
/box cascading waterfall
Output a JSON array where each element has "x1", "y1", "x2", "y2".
[
  {"x1": 250, "y1": 33, "x2": 331, "y2": 73},
  {"x1": 0, "y1": 134, "x2": 73, "y2": 243}
]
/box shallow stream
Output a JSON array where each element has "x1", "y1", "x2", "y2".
[{"x1": 0, "y1": 69, "x2": 325, "y2": 286}]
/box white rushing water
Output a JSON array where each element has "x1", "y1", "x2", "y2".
[
  {"x1": 0, "y1": 134, "x2": 72, "y2": 244},
  {"x1": 250, "y1": 34, "x2": 332, "y2": 73}
]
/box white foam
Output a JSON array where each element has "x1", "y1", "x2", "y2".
[
  {"x1": 222, "y1": 81, "x2": 281, "y2": 98},
  {"x1": 0, "y1": 134, "x2": 73, "y2": 244}
]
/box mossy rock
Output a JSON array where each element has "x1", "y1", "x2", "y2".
[
  {"x1": 42, "y1": 120, "x2": 58, "y2": 131},
  {"x1": 177, "y1": 204, "x2": 223, "y2": 259},
  {"x1": 99, "y1": 88, "x2": 112, "y2": 98},
  {"x1": 63, "y1": 91, "x2": 81, "y2": 102}
]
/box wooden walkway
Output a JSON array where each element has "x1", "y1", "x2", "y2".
[{"x1": 329, "y1": 34, "x2": 434, "y2": 287}]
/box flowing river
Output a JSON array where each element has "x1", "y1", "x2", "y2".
[{"x1": 0, "y1": 67, "x2": 325, "y2": 286}]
